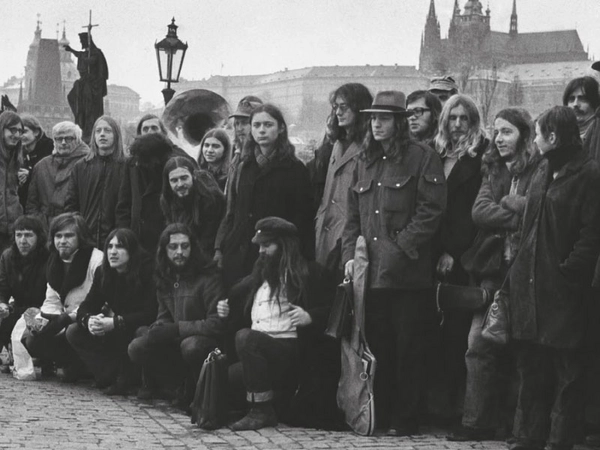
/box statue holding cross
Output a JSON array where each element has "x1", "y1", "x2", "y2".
[{"x1": 64, "y1": 11, "x2": 109, "y2": 144}]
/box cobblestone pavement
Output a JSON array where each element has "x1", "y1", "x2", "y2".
[{"x1": 0, "y1": 371, "x2": 592, "y2": 450}]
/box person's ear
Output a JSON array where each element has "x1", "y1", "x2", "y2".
[{"x1": 548, "y1": 132, "x2": 557, "y2": 146}]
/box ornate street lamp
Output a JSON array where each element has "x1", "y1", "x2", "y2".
[{"x1": 155, "y1": 18, "x2": 188, "y2": 105}]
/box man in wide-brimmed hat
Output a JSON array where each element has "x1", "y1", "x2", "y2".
[
  {"x1": 429, "y1": 76, "x2": 459, "y2": 106},
  {"x1": 342, "y1": 90, "x2": 447, "y2": 436}
]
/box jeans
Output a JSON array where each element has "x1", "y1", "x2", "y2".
[
  {"x1": 24, "y1": 328, "x2": 83, "y2": 370},
  {"x1": 512, "y1": 341, "x2": 584, "y2": 450},
  {"x1": 462, "y1": 309, "x2": 512, "y2": 430},
  {"x1": 365, "y1": 288, "x2": 436, "y2": 429},
  {"x1": 235, "y1": 328, "x2": 298, "y2": 400}
]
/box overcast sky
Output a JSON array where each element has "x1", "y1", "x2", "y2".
[{"x1": 2, "y1": 0, "x2": 599, "y2": 105}]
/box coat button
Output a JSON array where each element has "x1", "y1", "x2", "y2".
[
  {"x1": 331, "y1": 199, "x2": 335, "y2": 204},
  {"x1": 382, "y1": 156, "x2": 387, "y2": 160},
  {"x1": 396, "y1": 183, "x2": 400, "y2": 187},
  {"x1": 359, "y1": 187, "x2": 363, "y2": 191},
  {"x1": 375, "y1": 210, "x2": 379, "y2": 214},
  {"x1": 377, "y1": 182, "x2": 381, "y2": 186},
  {"x1": 529, "y1": 278, "x2": 533, "y2": 283},
  {"x1": 373, "y1": 237, "x2": 378, "y2": 241}
]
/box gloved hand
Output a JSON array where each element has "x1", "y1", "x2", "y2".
[
  {"x1": 39, "y1": 312, "x2": 72, "y2": 336},
  {"x1": 146, "y1": 322, "x2": 179, "y2": 345}
]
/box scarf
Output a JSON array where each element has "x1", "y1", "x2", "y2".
[
  {"x1": 46, "y1": 246, "x2": 94, "y2": 303},
  {"x1": 254, "y1": 146, "x2": 276, "y2": 170}
]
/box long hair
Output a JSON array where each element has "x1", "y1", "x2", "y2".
[
  {"x1": 154, "y1": 223, "x2": 213, "y2": 291},
  {"x1": 406, "y1": 90, "x2": 443, "y2": 142},
  {"x1": 434, "y1": 94, "x2": 487, "y2": 159},
  {"x1": 0, "y1": 111, "x2": 23, "y2": 164},
  {"x1": 327, "y1": 83, "x2": 373, "y2": 143},
  {"x1": 10, "y1": 215, "x2": 48, "y2": 263},
  {"x1": 197, "y1": 128, "x2": 231, "y2": 172},
  {"x1": 136, "y1": 114, "x2": 167, "y2": 136},
  {"x1": 483, "y1": 108, "x2": 536, "y2": 176},
  {"x1": 562, "y1": 76, "x2": 600, "y2": 110},
  {"x1": 48, "y1": 212, "x2": 95, "y2": 252},
  {"x1": 362, "y1": 113, "x2": 411, "y2": 162},
  {"x1": 88, "y1": 115, "x2": 124, "y2": 161},
  {"x1": 100, "y1": 228, "x2": 148, "y2": 293},
  {"x1": 160, "y1": 156, "x2": 222, "y2": 227},
  {"x1": 20, "y1": 113, "x2": 45, "y2": 150},
  {"x1": 243, "y1": 104, "x2": 296, "y2": 161},
  {"x1": 537, "y1": 106, "x2": 582, "y2": 149},
  {"x1": 251, "y1": 235, "x2": 309, "y2": 307}
]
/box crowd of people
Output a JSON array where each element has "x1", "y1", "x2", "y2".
[{"x1": 1, "y1": 66, "x2": 600, "y2": 450}]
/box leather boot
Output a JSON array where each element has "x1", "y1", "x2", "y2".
[{"x1": 230, "y1": 402, "x2": 277, "y2": 431}]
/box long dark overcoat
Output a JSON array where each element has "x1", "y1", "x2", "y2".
[{"x1": 509, "y1": 148, "x2": 600, "y2": 349}]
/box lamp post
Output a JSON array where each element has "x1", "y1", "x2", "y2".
[{"x1": 155, "y1": 18, "x2": 188, "y2": 105}]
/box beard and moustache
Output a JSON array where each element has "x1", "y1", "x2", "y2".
[{"x1": 252, "y1": 248, "x2": 283, "y2": 297}]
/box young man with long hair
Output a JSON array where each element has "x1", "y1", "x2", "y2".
[
  {"x1": 128, "y1": 223, "x2": 224, "y2": 410},
  {"x1": 66, "y1": 228, "x2": 156, "y2": 395},
  {"x1": 219, "y1": 216, "x2": 333, "y2": 430},
  {"x1": 342, "y1": 91, "x2": 446, "y2": 435},
  {"x1": 218, "y1": 104, "x2": 314, "y2": 287},
  {"x1": 65, "y1": 115, "x2": 127, "y2": 248},
  {"x1": 160, "y1": 156, "x2": 225, "y2": 257},
  {"x1": 24, "y1": 212, "x2": 103, "y2": 382},
  {"x1": 315, "y1": 83, "x2": 372, "y2": 276}
]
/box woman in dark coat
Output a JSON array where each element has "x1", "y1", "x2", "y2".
[
  {"x1": 431, "y1": 94, "x2": 489, "y2": 420},
  {"x1": 217, "y1": 104, "x2": 314, "y2": 288},
  {"x1": 509, "y1": 106, "x2": 600, "y2": 450},
  {"x1": 448, "y1": 108, "x2": 539, "y2": 441},
  {"x1": 18, "y1": 114, "x2": 53, "y2": 209},
  {"x1": 66, "y1": 228, "x2": 157, "y2": 395}
]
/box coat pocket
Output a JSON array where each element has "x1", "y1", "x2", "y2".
[{"x1": 381, "y1": 176, "x2": 412, "y2": 211}]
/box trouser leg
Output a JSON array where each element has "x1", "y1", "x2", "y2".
[
  {"x1": 462, "y1": 310, "x2": 504, "y2": 430},
  {"x1": 234, "y1": 328, "x2": 297, "y2": 400},
  {"x1": 512, "y1": 341, "x2": 552, "y2": 449}
]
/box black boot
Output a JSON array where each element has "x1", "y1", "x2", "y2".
[{"x1": 230, "y1": 401, "x2": 277, "y2": 431}]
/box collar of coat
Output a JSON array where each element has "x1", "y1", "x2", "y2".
[{"x1": 46, "y1": 246, "x2": 94, "y2": 303}]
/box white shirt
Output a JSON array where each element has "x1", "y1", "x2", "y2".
[{"x1": 251, "y1": 281, "x2": 297, "y2": 339}]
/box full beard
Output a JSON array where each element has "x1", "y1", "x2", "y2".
[{"x1": 252, "y1": 250, "x2": 282, "y2": 294}]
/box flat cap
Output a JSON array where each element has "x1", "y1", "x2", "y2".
[{"x1": 251, "y1": 216, "x2": 298, "y2": 244}]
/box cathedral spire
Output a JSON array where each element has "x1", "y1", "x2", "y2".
[
  {"x1": 428, "y1": 0, "x2": 437, "y2": 19},
  {"x1": 510, "y1": 0, "x2": 518, "y2": 35}
]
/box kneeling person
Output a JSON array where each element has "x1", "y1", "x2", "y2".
[
  {"x1": 66, "y1": 229, "x2": 156, "y2": 394},
  {"x1": 220, "y1": 217, "x2": 331, "y2": 431},
  {"x1": 24, "y1": 213, "x2": 103, "y2": 381},
  {"x1": 128, "y1": 223, "x2": 225, "y2": 408}
]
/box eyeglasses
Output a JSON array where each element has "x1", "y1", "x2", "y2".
[
  {"x1": 7, "y1": 127, "x2": 24, "y2": 135},
  {"x1": 54, "y1": 136, "x2": 76, "y2": 143},
  {"x1": 407, "y1": 108, "x2": 431, "y2": 118},
  {"x1": 332, "y1": 103, "x2": 350, "y2": 113}
]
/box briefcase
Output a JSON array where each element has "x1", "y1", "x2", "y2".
[
  {"x1": 190, "y1": 348, "x2": 228, "y2": 430},
  {"x1": 324, "y1": 279, "x2": 353, "y2": 340}
]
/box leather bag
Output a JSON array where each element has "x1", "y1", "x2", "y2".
[
  {"x1": 481, "y1": 290, "x2": 510, "y2": 345},
  {"x1": 325, "y1": 279, "x2": 354, "y2": 340},
  {"x1": 435, "y1": 282, "x2": 492, "y2": 312},
  {"x1": 190, "y1": 348, "x2": 228, "y2": 430},
  {"x1": 337, "y1": 236, "x2": 376, "y2": 436}
]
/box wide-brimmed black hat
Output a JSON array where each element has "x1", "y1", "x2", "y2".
[
  {"x1": 251, "y1": 216, "x2": 298, "y2": 245},
  {"x1": 360, "y1": 90, "x2": 412, "y2": 115}
]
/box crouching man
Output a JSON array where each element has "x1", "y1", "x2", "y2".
[
  {"x1": 128, "y1": 223, "x2": 224, "y2": 410},
  {"x1": 218, "y1": 217, "x2": 332, "y2": 431},
  {"x1": 23, "y1": 212, "x2": 103, "y2": 381}
]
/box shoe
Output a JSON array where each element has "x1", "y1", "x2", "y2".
[
  {"x1": 137, "y1": 386, "x2": 155, "y2": 400},
  {"x1": 40, "y1": 361, "x2": 56, "y2": 378},
  {"x1": 1, "y1": 364, "x2": 11, "y2": 374},
  {"x1": 230, "y1": 403, "x2": 278, "y2": 431},
  {"x1": 446, "y1": 425, "x2": 496, "y2": 441},
  {"x1": 61, "y1": 365, "x2": 85, "y2": 384},
  {"x1": 104, "y1": 381, "x2": 129, "y2": 396}
]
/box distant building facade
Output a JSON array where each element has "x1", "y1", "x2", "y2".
[{"x1": 419, "y1": 0, "x2": 596, "y2": 121}]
